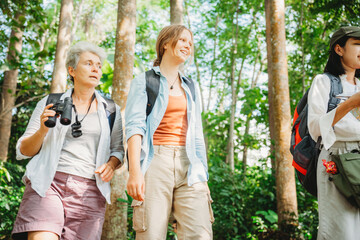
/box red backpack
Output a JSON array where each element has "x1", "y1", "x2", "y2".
[{"x1": 290, "y1": 73, "x2": 342, "y2": 197}]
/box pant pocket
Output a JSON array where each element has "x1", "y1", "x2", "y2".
[
  {"x1": 131, "y1": 200, "x2": 147, "y2": 232},
  {"x1": 207, "y1": 193, "x2": 215, "y2": 224}
]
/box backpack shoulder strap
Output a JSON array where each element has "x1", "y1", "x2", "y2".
[
  {"x1": 145, "y1": 70, "x2": 197, "y2": 117},
  {"x1": 102, "y1": 97, "x2": 116, "y2": 133},
  {"x1": 46, "y1": 93, "x2": 63, "y2": 105},
  {"x1": 145, "y1": 69, "x2": 160, "y2": 117},
  {"x1": 182, "y1": 76, "x2": 196, "y2": 101},
  {"x1": 324, "y1": 72, "x2": 343, "y2": 112}
]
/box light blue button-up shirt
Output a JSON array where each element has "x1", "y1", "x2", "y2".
[
  {"x1": 16, "y1": 89, "x2": 124, "y2": 204},
  {"x1": 125, "y1": 66, "x2": 208, "y2": 186}
]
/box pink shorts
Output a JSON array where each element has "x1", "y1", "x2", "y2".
[{"x1": 12, "y1": 172, "x2": 106, "y2": 240}]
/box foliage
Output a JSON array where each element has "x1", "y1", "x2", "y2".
[
  {"x1": 0, "y1": 0, "x2": 351, "y2": 238},
  {"x1": 208, "y1": 158, "x2": 318, "y2": 239},
  {"x1": 0, "y1": 162, "x2": 25, "y2": 239}
]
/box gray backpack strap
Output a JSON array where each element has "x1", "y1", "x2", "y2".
[
  {"x1": 102, "y1": 97, "x2": 116, "y2": 133},
  {"x1": 325, "y1": 72, "x2": 343, "y2": 112}
]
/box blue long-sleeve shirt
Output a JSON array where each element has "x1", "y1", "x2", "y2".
[{"x1": 125, "y1": 66, "x2": 208, "y2": 185}]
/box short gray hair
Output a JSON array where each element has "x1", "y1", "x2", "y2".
[{"x1": 66, "y1": 41, "x2": 107, "y2": 82}]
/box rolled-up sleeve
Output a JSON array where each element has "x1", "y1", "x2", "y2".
[
  {"x1": 125, "y1": 73, "x2": 147, "y2": 142},
  {"x1": 16, "y1": 96, "x2": 48, "y2": 160},
  {"x1": 110, "y1": 104, "x2": 124, "y2": 165},
  {"x1": 308, "y1": 74, "x2": 337, "y2": 150}
]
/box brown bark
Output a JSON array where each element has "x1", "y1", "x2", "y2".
[
  {"x1": 112, "y1": 0, "x2": 136, "y2": 110},
  {"x1": 170, "y1": 0, "x2": 183, "y2": 25},
  {"x1": 50, "y1": 0, "x2": 73, "y2": 93},
  {"x1": 0, "y1": 13, "x2": 24, "y2": 161},
  {"x1": 265, "y1": 0, "x2": 298, "y2": 230},
  {"x1": 265, "y1": 0, "x2": 276, "y2": 171},
  {"x1": 101, "y1": 0, "x2": 136, "y2": 239}
]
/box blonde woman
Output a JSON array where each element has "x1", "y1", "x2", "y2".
[{"x1": 126, "y1": 25, "x2": 214, "y2": 240}]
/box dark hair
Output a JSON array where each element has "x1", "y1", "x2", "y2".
[{"x1": 324, "y1": 36, "x2": 360, "y2": 78}]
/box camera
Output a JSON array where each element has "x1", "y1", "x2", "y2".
[{"x1": 44, "y1": 97, "x2": 73, "y2": 128}]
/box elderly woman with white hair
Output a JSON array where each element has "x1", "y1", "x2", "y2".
[{"x1": 11, "y1": 41, "x2": 124, "y2": 240}]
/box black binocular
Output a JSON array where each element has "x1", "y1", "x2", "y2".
[{"x1": 44, "y1": 97, "x2": 73, "y2": 128}]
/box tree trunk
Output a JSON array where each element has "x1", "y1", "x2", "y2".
[
  {"x1": 225, "y1": 0, "x2": 240, "y2": 171},
  {"x1": 50, "y1": 0, "x2": 73, "y2": 93},
  {"x1": 101, "y1": 0, "x2": 136, "y2": 239},
  {"x1": 243, "y1": 37, "x2": 263, "y2": 176},
  {"x1": 300, "y1": 0, "x2": 305, "y2": 94},
  {"x1": 70, "y1": 0, "x2": 84, "y2": 43},
  {"x1": 265, "y1": 0, "x2": 276, "y2": 171},
  {"x1": 207, "y1": 14, "x2": 220, "y2": 111},
  {"x1": 265, "y1": 0, "x2": 298, "y2": 230},
  {"x1": 0, "y1": 13, "x2": 24, "y2": 161},
  {"x1": 170, "y1": 0, "x2": 183, "y2": 25}
]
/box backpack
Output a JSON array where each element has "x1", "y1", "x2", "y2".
[
  {"x1": 145, "y1": 69, "x2": 196, "y2": 117},
  {"x1": 46, "y1": 92, "x2": 116, "y2": 133},
  {"x1": 290, "y1": 72, "x2": 342, "y2": 197}
]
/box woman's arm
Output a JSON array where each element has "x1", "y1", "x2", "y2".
[
  {"x1": 332, "y1": 91, "x2": 360, "y2": 125},
  {"x1": 125, "y1": 73, "x2": 148, "y2": 201},
  {"x1": 308, "y1": 74, "x2": 360, "y2": 150},
  {"x1": 126, "y1": 134, "x2": 145, "y2": 201},
  {"x1": 18, "y1": 102, "x2": 56, "y2": 157},
  {"x1": 95, "y1": 104, "x2": 124, "y2": 182}
]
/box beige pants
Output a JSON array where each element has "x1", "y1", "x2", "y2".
[{"x1": 132, "y1": 145, "x2": 214, "y2": 240}]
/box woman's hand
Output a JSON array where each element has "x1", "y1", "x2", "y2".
[
  {"x1": 95, "y1": 157, "x2": 120, "y2": 182},
  {"x1": 127, "y1": 170, "x2": 145, "y2": 201},
  {"x1": 333, "y1": 91, "x2": 360, "y2": 126},
  {"x1": 95, "y1": 163, "x2": 115, "y2": 182},
  {"x1": 348, "y1": 91, "x2": 360, "y2": 108},
  {"x1": 19, "y1": 104, "x2": 56, "y2": 157},
  {"x1": 39, "y1": 103, "x2": 56, "y2": 134}
]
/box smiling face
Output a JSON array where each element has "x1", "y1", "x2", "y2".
[
  {"x1": 336, "y1": 37, "x2": 360, "y2": 72},
  {"x1": 164, "y1": 29, "x2": 193, "y2": 64},
  {"x1": 68, "y1": 51, "x2": 102, "y2": 88}
]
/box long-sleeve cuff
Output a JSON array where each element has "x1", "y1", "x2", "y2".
[
  {"x1": 110, "y1": 152, "x2": 124, "y2": 169},
  {"x1": 16, "y1": 137, "x2": 32, "y2": 160}
]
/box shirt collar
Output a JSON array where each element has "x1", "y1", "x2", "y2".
[{"x1": 152, "y1": 66, "x2": 187, "y2": 82}]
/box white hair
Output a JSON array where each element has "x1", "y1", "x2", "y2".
[{"x1": 66, "y1": 41, "x2": 107, "y2": 82}]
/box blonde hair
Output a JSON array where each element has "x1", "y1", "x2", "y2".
[{"x1": 154, "y1": 25, "x2": 194, "y2": 66}]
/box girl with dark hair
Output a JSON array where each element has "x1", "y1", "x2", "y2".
[
  {"x1": 125, "y1": 25, "x2": 214, "y2": 239},
  {"x1": 308, "y1": 26, "x2": 360, "y2": 239}
]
